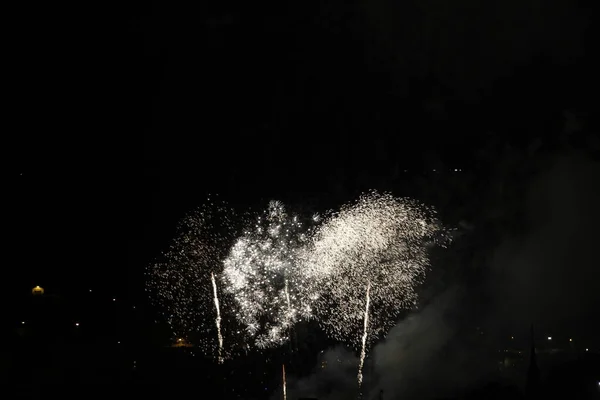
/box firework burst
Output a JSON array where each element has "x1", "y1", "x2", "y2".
[
  {"x1": 146, "y1": 195, "x2": 243, "y2": 360},
  {"x1": 147, "y1": 190, "x2": 448, "y2": 378},
  {"x1": 305, "y1": 190, "x2": 447, "y2": 357},
  {"x1": 222, "y1": 200, "x2": 319, "y2": 349}
]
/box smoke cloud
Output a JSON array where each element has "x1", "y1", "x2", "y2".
[
  {"x1": 487, "y1": 153, "x2": 600, "y2": 339},
  {"x1": 280, "y1": 347, "x2": 359, "y2": 400},
  {"x1": 280, "y1": 151, "x2": 599, "y2": 399}
]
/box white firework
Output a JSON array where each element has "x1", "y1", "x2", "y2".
[
  {"x1": 222, "y1": 200, "x2": 318, "y2": 349},
  {"x1": 147, "y1": 195, "x2": 242, "y2": 360},
  {"x1": 305, "y1": 190, "x2": 447, "y2": 351}
]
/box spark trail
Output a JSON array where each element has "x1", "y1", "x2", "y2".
[
  {"x1": 284, "y1": 278, "x2": 291, "y2": 309},
  {"x1": 357, "y1": 281, "x2": 371, "y2": 391},
  {"x1": 211, "y1": 271, "x2": 224, "y2": 364},
  {"x1": 282, "y1": 363, "x2": 287, "y2": 400}
]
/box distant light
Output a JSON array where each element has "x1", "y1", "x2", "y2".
[
  {"x1": 32, "y1": 285, "x2": 45, "y2": 295},
  {"x1": 113, "y1": 298, "x2": 116, "y2": 302},
  {"x1": 586, "y1": 348, "x2": 589, "y2": 352},
  {"x1": 117, "y1": 341, "x2": 121, "y2": 344},
  {"x1": 21, "y1": 321, "x2": 25, "y2": 325},
  {"x1": 454, "y1": 168, "x2": 458, "y2": 172},
  {"x1": 75, "y1": 322, "x2": 79, "y2": 327},
  {"x1": 89, "y1": 289, "x2": 92, "y2": 293},
  {"x1": 547, "y1": 336, "x2": 552, "y2": 341},
  {"x1": 569, "y1": 338, "x2": 573, "y2": 342},
  {"x1": 511, "y1": 336, "x2": 514, "y2": 340}
]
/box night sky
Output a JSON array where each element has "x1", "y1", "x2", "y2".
[{"x1": 7, "y1": 0, "x2": 600, "y2": 347}]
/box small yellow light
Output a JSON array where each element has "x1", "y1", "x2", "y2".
[
  {"x1": 569, "y1": 338, "x2": 572, "y2": 342},
  {"x1": 21, "y1": 321, "x2": 25, "y2": 325},
  {"x1": 32, "y1": 286, "x2": 45, "y2": 295}
]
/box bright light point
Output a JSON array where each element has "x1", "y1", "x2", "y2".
[
  {"x1": 117, "y1": 341, "x2": 121, "y2": 344},
  {"x1": 569, "y1": 338, "x2": 572, "y2": 342},
  {"x1": 112, "y1": 298, "x2": 116, "y2": 301},
  {"x1": 21, "y1": 321, "x2": 25, "y2": 325},
  {"x1": 586, "y1": 348, "x2": 589, "y2": 351},
  {"x1": 547, "y1": 336, "x2": 552, "y2": 340},
  {"x1": 511, "y1": 336, "x2": 514, "y2": 340},
  {"x1": 75, "y1": 322, "x2": 79, "y2": 327},
  {"x1": 89, "y1": 289, "x2": 92, "y2": 292}
]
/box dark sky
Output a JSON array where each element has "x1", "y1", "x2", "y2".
[{"x1": 8, "y1": 0, "x2": 599, "y2": 308}]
